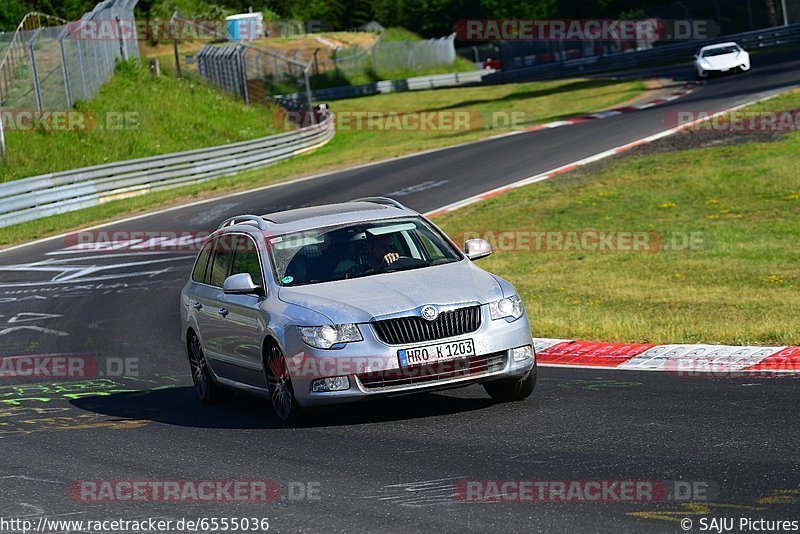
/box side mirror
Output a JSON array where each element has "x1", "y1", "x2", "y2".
[
  {"x1": 464, "y1": 238, "x2": 493, "y2": 260},
  {"x1": 223, "y1": 273, "x2": 263, "y2": 295}
]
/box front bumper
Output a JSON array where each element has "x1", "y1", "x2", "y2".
[{"x1": 285, "y1": 306, "x2": 535, "y2": 407}]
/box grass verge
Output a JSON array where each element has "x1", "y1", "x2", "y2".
[
  {"x1": 0, "y1": 76, "x2": 645, "y2": 247},
  {"x1": 434, "y1": 89, "x2": 800, "y2": 345},
  {"x1": 0, "y1": 61, "x2": 282, "y2": 182}
]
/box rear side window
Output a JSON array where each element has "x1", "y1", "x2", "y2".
[
  {"x1": 231, "y1": 235, "x2": 264, "y2": 287},
  {"x1": 209, "y1": 234, "x2": 236, "y2": 287},
  {"x1": 192, "y1": 241, "x2": 213, "y2": 283}
]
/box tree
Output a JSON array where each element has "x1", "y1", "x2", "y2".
[{"x1": 0, "y1": 0, "x2": 31, "y2": 32}]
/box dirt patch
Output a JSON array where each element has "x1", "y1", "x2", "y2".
[
  {"x1": 550, "y1": 126, "x2": 788, "y2": 190},
  {"x1": 630, "y1": 128, "x2": 787, "y2": 156},
  {"x1": 600, "y1": 77, "x2": 687, "y2": 111}
]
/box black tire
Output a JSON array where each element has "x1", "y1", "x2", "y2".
[
  {"x1": 264, "y1": 341, "x2": 304, "y2": 425},
  {"x1": 484, "y1": 371, "x2": 536, "y2": 402},
  {"x1": 188, "y1": 331, "x2": 232, "y2": 404}
]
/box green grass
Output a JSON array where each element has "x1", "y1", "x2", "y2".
[
  {"x1": 0, "y1": 76, "x2": 645, "y2": 246},
  {"x1": 433, "y1": 89, "x2": 800, "y2": 346},
  {"x1": 0, "y1": 61, "x2": 282, "y2": 182},
  {"x1": 312, "y1": 77, "x2": 645, "y2": 155},
  {"x1": 381, "y1": 27, "x2": 424, "y2": 42}
]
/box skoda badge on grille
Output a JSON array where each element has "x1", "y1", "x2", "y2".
[{"x1": 421, "y1": 305, "x2": 438, "y2": 321}]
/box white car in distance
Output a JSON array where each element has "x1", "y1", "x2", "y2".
[{"x1": 693, "y1": 42, "x2": 750, "y2": 80}]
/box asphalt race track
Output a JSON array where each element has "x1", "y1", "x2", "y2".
[{"x1": 1, "y1": 51, "x2": 799, "y2": 533}]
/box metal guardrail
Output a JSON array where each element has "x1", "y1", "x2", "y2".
[
  {"x1": 0, "y1": 113, "x2": 334, "y2": 228},
  {"x1": 274, "y1": 68, "x2": 493, "y2": 103},
  {"x1": 484, "y1": 23, "x2": 800, "y2": 83}
]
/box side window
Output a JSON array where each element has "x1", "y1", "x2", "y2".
[
  {"x1": 209, "y1": 234, "x2": 235, "y2": 287},
  {"x1": 231, "y1": 235, "x2": 264, "y2": 287},
  {"x1": 192, "y1": 241, "x2": 213, "y2": 283}
]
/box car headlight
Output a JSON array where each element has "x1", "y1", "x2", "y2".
[
  {"x1": 489, "y1": 295, "x2": 524, "y2": 321},
  {"x1": 299, "y1": 324, "x2": 363, "y2": 349},
  {"x1": 312, "y1": 376, "x2": 351, "y2": 392}
]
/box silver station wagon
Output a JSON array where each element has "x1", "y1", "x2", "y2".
[{"x1": 181, "y1": 198, "x2": 536, "y2": 424}]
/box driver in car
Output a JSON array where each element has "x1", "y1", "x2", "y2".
[{"x1": 368, "y1": 233, "x2": 401, "y2": 270}]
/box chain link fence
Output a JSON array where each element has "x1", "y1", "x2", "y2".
[
  {"x1": 0, "y1": 0, "x2": 140, "y2": 163},
  {"x1": 175, "y1": 13, "x2": 314, "y2": 117},
  {"x1": 193, "y1": 20, "x2": 457, "y2": 111},
  {"x1": 313, "y1": 33, "x2": 457, "y2": 77}
]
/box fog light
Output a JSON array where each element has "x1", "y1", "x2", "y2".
[
  {"x1": 312, "y1": 376, "x2": 351, "y2": 392},
  {"x1": 511, "y1": 345, "x2": 533, "y2": 362}
]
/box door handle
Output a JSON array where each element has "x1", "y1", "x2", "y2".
[
  {"x1": 218, "y1": 307, "x2": 229, "y2": 317},
  {"x1": 191, "y1": 301, "x2": 202, "y2": 310}
]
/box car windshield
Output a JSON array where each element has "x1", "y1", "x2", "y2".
[
  {"x1": 269, "y1": 217, "x2": 462, "y2": 286},
  {"x1": 702, "y1": 46, "x2": 739, "y2": 57}
]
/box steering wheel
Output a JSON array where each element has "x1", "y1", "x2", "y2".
[{"x1": 374, "y1": 255, "x2": 413, "y2": 273}]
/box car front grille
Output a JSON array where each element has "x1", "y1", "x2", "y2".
[
  {"x1": 357, "y1": 351, "x2": 507, "y2": 390},
  {"x1": 372, "y1": 305, "x2": 482, "y2": 345}
]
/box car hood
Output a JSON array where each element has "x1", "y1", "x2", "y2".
[
  {"x1": 277, "y1": 260, "x2": 504, "y2": 323},
  {"x1": 701, "y1": 52, "x2": 741, "y2": 69}
]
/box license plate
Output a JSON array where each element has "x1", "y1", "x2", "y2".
[{"x1": 398, "y1": 339, "x2": 476, "y2": 367}]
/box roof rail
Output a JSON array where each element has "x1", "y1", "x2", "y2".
[
  {"x1": 350, "y1": 197, "x2": 407, "y2": 210},
  {"x1": 217, "y1": 215, "x2": 269, "y2": 231}
]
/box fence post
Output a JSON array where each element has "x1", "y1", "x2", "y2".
[
  {"x1": 58, "y1": 29, "x2": 73, "y2": 108},
  {"x1": 239, "y1": 45, "x2": 250, "y2": 105},
  {"x1": 115, "y1": 16, "x2": 128, "y2": 61},
  {"x1": 76, "y1": 38, "x2": 89, "y2": 100},
  {"x1": 28, "y1": 29, "x2": 44, "y2": 112},
  {"x1": 0, "y1": 115, "x2": 5, "y2": 163},
  {"x1": 171, "y1": 12, "x2": 182, "y2": 78},
  {"x1": 304, "y1": 61, "x2": 314, "y2": 124}
]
